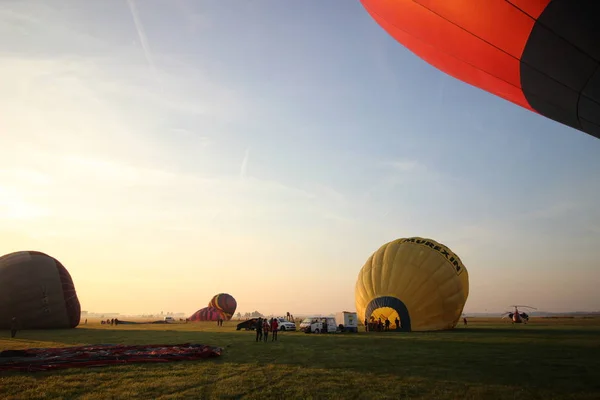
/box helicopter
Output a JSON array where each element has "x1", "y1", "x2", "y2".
[{"x1": 501, "y1": 305, "x2": 537, "y2": 324}]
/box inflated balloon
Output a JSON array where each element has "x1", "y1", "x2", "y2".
[
  {"x1": 208, "y1": 293, "x2": 237, "y2": 320},
  {"x1": 360, "y1": 0, "x2": 600, "y2": 139},
  {"x1": 189, "y1": 306, "x2": 226, "y2": 322},
  {"x1": 0, "y1": 251, "x2": 81, "y2": 329},
  {"x1": 355, "y1": 237, "x2": 469, "y2": 331}
]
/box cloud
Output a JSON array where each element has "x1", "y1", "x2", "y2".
[
  {"x1": 381, "y1": 158, "x2": 441, "y2": 181},
  {"x1": 0, "y1": 36, "x2": 296, "y2": 239},
  {"x1": 360, "y1": 158, "x2": 444, "y2": 204},
  {"x1": 0, "y1": 50, "x2": 255, "y2": 168},
  {"x1": 0, "y1": 0, "x2": 253, "y2": 125},
  {"x1": 0, "y1": 186, "x2": 50, "y2": 221},
  {"x1": 173, "y1": 0, "x2": 214, "y2": 34},
  {"x1": 0, "y1": 5, "x2": 40, "y2": 26},
  {"x1": 0, "y1": 150, "x2": 324, "y2": 236},
  {"x1": 519, "y1": 200, "x2": 582, "y2": 221},
  {"x1": 321, "y1": 212, "x2": 356, "y2": 225},
  {"x1": 240, "y1": 148, "x2": 250, "y2": 179},
  {"x1": 0, "y1": 144, "x2": 362, "y2": 244},
  {"x1": 438, "y1": 195, "x2": 600, "y2": 260},
  {"x1": 385, "y1": 159, "x2": 419, "y2": 172}
]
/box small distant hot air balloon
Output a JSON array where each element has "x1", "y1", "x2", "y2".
[
  {"x1": 360, "y1": 0, "x2": 600, "y2": 139},
  {"x1": 355, "y1": 237, "x2": 469, "y2": 332},
  {"x1": 208, "y1": 293, "x2": 237, "y2": 320},
  {"x1": 189, "y1": 307, "x2": 226, "y2": 322},
  {"x1": 0, "y1": 251, "x2": 81, "y2": 329}
]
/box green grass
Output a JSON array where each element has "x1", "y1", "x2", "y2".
[{"x1": 1, "y1": 318, "x2": 599, "y2": 399}]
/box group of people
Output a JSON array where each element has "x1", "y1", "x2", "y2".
[
  {"x1": 365, "y1": 317, "x2": 400, "y2": 332},
  {"x1": 254, "y1": 317, "x2": 279, "y2": 342},
  {"x1": 101, "y1": 318, "x2": 120, "y2": 325},
  {"x1": 364, "y1": 316, "x2": 468, "y2": 331}
]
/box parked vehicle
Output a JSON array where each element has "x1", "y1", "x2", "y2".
[
  {"x1": 275, "y1": 317, "x2": 296, "y2": 331},
  {"x1": 163, "y1": 316, "x2": 176, "y2": 323},
  {"x1": 300, "y1": 316, "x2": 338, "y2": 334},
  {"x1": 335, "y1": 311, "x2": 358, "y2": 333},
  {"x1": 236, "y1": 317, "x2": 295, "y2": 331},
  {"x1": 236, "y1": 318, "x2": 259, "y2": 330}
]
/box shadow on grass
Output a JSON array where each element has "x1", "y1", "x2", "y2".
[{"x1": 2, "y1": 326, "x2": 600, "y2": 395}]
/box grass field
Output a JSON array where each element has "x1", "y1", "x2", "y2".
[{"x1": 1, "y1": 317, "x2": 599, "y2": 399}]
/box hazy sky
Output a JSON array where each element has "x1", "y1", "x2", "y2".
[{"x1": 1, "y1": 1, "x2": 599, "y2": 316}]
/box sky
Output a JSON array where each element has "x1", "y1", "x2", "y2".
[{"x1": 0, "y1": 0, "x2": 599, "y2": 316}]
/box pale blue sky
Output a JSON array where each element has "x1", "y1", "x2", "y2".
[{"x1": 0, "y1": 1, "x2": 599, "y2": 316}]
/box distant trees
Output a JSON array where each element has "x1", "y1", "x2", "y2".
[{"x1": 240, "y1": 311, "x2": 264, "y2": 319}]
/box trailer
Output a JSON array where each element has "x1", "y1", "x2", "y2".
[{"x1": 335, "y1": 311, "x2": 358, "y2": 333}]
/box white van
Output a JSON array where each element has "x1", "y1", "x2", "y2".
[
  {"x1": 300, "y1": 316, "x2": 338, "y2": 334},
  {"x1": 164, "y1": 316, "x2": 176, "y2": 323},
  {"x1": 335, "y1": 311, "x2": 358, "y2": 333}
]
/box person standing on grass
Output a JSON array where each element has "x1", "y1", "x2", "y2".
[
  {"x1": 10, "y1": 316, "x2": 18, "y2": 338},
  {"x1": 255, "y1": 317, "x2": 263, "y2": 342},
  {"x1": 263, "y1": 318, "x2": 270, "y2": 342},
  {"x1": 395, "y1": 317, "x2": 400, "y2": 330},
  {"x1": 271, "y1": 318, "x2": 278, "y2": 341}
]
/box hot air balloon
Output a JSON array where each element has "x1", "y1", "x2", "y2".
[
  {"x1": 360, "y1": 0, "x2": 600, "y2": 139},
  {"x1": 208, "y1": 293, "x2": 237, "y2": 320},
  {"x1": 355, "y1": 237, "x2": 469, "y2": 332},
  {"x1": 0, "y1": 251, "x2": 81, "y2": 329},
  {"x1": 189, "y1": 306, "x2": 226, "y2": 322}
]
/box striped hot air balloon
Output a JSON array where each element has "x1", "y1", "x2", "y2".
[
  {"x1": 189, "y1": 306, "x2": 226, "y2": 322},
  {"x1": 0, "y1": 251, "x2": 81, "y2": 329},
  {"x1": 208, "y1": 293, "x2": 237, "y2": 320}
]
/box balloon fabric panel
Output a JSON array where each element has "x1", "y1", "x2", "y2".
[{"x1": 360, "y1": 0, "x2": 600, "y2": 139}]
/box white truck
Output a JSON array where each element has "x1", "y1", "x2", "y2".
[
  {"x1": 299, "y1": 316, "x2": 338, "y2": 334},
  {"x1": 335, "y1": 311, "x2": 358, "y2": 333}
]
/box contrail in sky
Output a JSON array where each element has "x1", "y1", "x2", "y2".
[{"x1": 126, "y1": 0, "x2": 159, "y2": 80}]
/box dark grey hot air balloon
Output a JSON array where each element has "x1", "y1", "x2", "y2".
[{"x1": 0, "y1": 251, "x2": 81, "y2": 329}]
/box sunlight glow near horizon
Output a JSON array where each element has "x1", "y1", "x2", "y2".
[{"x1": 1, "y1": 1, "x2": 599, "y2": 317}]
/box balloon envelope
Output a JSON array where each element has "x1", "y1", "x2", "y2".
[
  {"x1": 360, "y1": 0, "x2": 600, "y2": 139},
  {"x1": 0, "y1": 251, "x2": 81, "y2": 329},
  {"x1": 189, "y1": 306, "x2": 226, "y2": 322},
  {"x1": 355, "y1": 237, "x2": 469, "y2": 332},
  {"x1": 208, "y1": 293, "x2": 237, "y2": 320}
]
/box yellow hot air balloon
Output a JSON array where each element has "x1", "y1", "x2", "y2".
[{"x1": 355, "y1": 237, "x2": 469, "y2": 332}]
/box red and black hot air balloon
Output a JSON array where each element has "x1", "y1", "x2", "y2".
[
  {"x1": 208, "y1": 293, "x2": 237, "y2": 320},
  {"x1": 360, "y1": 0, "x2": 600, "y2": 139},
  {"x1": 0, "y1": 251, "x2": 81, "y2": 329},
  {"x1": 189, "y1": 306, "x2": 226, "y2": 322}
]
